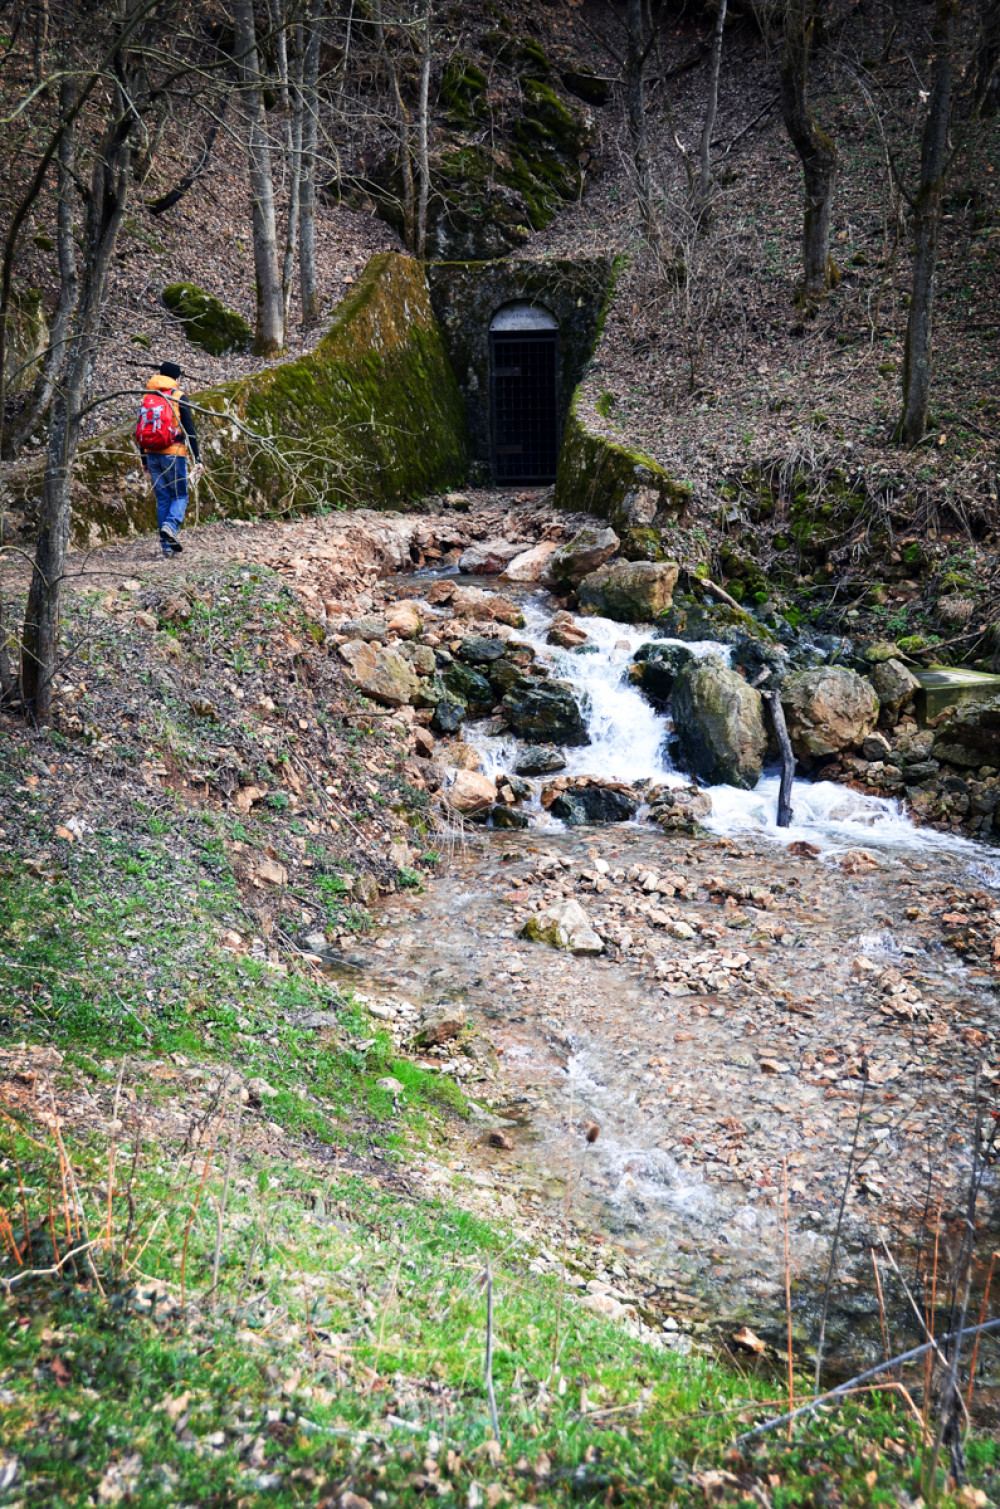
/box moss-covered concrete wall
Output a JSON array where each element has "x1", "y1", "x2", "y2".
[
  {"x1": 552, "y1": 395, "x2": 692, "y2": 532},
  {"x1": 2, "y1": 254, "x2": 468, "y2": 547},
  {"x1": 425, "y1": 257, "x2": 611, "y2": 479}
]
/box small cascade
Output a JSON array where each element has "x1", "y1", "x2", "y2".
[{"x1": 464, "y1": 593, "x2": 974, "y2": 857}]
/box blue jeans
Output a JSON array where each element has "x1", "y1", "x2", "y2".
[{"x1": 147, "y1": 453, "x2": 188, "y2": 536}]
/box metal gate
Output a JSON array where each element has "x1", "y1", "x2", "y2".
[{"x1": 489, "y1": 328, "x2": 559, "y2": 484}]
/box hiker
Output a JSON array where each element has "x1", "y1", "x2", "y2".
[{"x1": 134, "y1": 361, "x2": 202, "y2": 556}]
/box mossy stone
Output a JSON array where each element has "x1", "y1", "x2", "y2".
[{"x1": 162, "y1": 282, "x2": 252, "y2": 356}]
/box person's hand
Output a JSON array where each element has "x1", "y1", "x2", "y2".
[{"x1": 191, "y1": 462, "x2": 204, "y2": 486}]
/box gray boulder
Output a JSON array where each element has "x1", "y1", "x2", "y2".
[
  {"x1": 577, "y1": 559, "x2": 680, "y2": 622},
  {"x1": 671, "y1": 656, "x2": 767, "y2": 789},
  {"x1": 634, "y1": 642, "x2": 695, "y2": 705},
  {"x1": 502, "y1": 679, "x2": 590, "y2": 746},
  {"x1": 549, "y1": 785, "x2": 639, "y2": 824},
  {"x1": 338, "y1": 641, "x2": 419, "y2": 708},
  {"x1": 780, "y1": 666, "x2": 879, "y2": 762},
  {"x1": 931, "y1": 696, "x2": 1000, "y2": 768},
  {"x1": 867, "y1": 657, "x2": 920, "y2": 726},
  {"x1": 545, "y1": 526, "x2": 620, "y2": 588},
  {"x1": 515, "y1": 745, "x2": 567, "y2": 776}
]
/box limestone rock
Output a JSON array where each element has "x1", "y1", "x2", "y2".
[
  {"x1": 458, "y1": 634, "x2": 506, "y2": 665},
  {"x1": 672, "y1": 656, "x2": 767, "y2": 789},
  {"x1": 515, "y1": 745, "x2": 567, "y2": 776},
  {"x1": 577, "y1": 559, "x2": 680, "y2": 622},
  {"x1": 413, "y1": 1003, "x2": 467, "y2": 1046},
  {"x1": 385, "y1": 601, "x2": 421, "y2": 638},
  {"x1": 339, "y1": 616, "x2": 387, "y2": 642},
  {"x1": 547, "y1": 610, "x2": 589, "y2": 649},
  {"x1": 522, "y1": 897, "x2": 604, "y2": 954},
  {"x1": 412, "y1": 726, "x2": 436, "y2": 758},
  {"x1": 444, "y1": 768, "x2": 496, "y2": 814},
  {"x1": 338, "y1": 640, "x2": 420, "y2": 708},
  {"x1": 545, "y1": 526, "x2": 620, "y2": 588},
  {"x1": 449, "y1": 586, "x2": 524, "y2": 627},
  {"x1": 780, "y1": 666, "x2": 879, "y2": 762},
  {"x1": 502, "y1": 679, "x2": 590, "y2": 746},
  {"x1": 861, "y1": 731, "x2": 893, "y2": 762},
  {"x1": 437, "y1": 740, "x2": 483, "y2": 771},
  {"x1": 646, "y1": 785, "x2": 713, "y2": 831},
  {"x1": 458, "y1": 539, "x2": 525, "y2": 575},
  {"x1": 503, "y1": 540, "x2": 559, "y2": 582},
  {"x1": 931, "y1": 696, "x2": 1000, "y2": 767},
  {"x1": 548, "y1": 784, "x2": 639, "y2": 824},
  {"x1": 868, "y1": 657, "x2": 920, "y2": 725},
  {"x1": 634, "y1": 641, "x2": 695, "y2": 704}
]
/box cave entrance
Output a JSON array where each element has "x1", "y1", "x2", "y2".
[{"x1": 489, "y1": 302, "x2": 559, "y2": 484}]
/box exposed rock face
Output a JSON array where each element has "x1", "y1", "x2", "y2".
[
  {"x1": 671, "y1": 656, "x2": 767, "y2": 789},
  {"x1": 634, "y1": 641, "x2": 695, "y2": 705},
  {"x1": 514, "y1": 745, "x2": 567, "y2": 775},
  {"x1": 444, "y1": 769, "x2": 497, "y2": 814},
  {"x1": 545, "y1": 526, "x2": 620, "y2": 587},
  {"x1": 780, "y1": 666, "x2": 879, "y2": 762},
  {"x1": 458, "y1": 539, "x2": 525, "y2": 574},
  {"x1": 868, "y1": 657, "x2": 920, "y2": 725},
  {"x1": 548, "y1": 785, "x2": 639, "y2": 824},
  {"x1": 577, "y1": 559, "x2": 679, "y2": 622},
  {"x1": 338, "y1": 641, "x2": 419, "y2": 707},
  {"x1": 521, "y1": 897, "x2": 604, "y2": 954},
  {"x1": 931, "y1": 697, "x2": 1000, "y2": 769},
  {"x1": 502, "y1": 679, "x2": 590, "y2": 746},
  {"x1": 503, "y1": 541, "x2": 559, "y2": 582}
]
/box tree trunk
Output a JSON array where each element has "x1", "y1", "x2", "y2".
[
  {"x1": 779, "y1": 0, "x2": 838, "y2": 304},
  {"x1": 3, "y1": 73, "x2": 78, "y2": 460},
  {"x1": 767, "y1": 691, "x2": 795, "y2": 828},
  {"x1": 625, "y1": 0, "x2": 655, "y2": 241},
  {"x1": 973, "y1": 0, "x2": 1000, "y2": 117},
  {"x1": 375, "y1": 0, "x2": 415, "y2": 250},
  {"x1": 898, "y1": 0, "x2": 957, "y2": 445},
  {"x1": 233, "y1": 0, "x2": 284, "y2": 355},
  {"x1": 415, "y1": 0, "x2": 432, "y2": 260},
  {"x1": 268, "y1": 0, "x2": 302, "y2": 331},
  {"x1": 299, "y1": 0, "x2": 321, "y2": 326},
  {"x1": 698, "y1": 0, "x2": 727, "y2": 205},
  {"x1": 21, "y1": 92, "x2": 134, "y2": 721}
]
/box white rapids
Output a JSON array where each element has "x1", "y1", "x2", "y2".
[{"x1": 464, "y1": 594, "x2": 975, "y2": 857}]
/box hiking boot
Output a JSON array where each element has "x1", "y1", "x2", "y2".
[{"x1": 159, "y1": 523, "x2": 182, "y2": 554}]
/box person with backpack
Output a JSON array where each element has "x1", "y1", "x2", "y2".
[{"x1": 135, "y1": 361, "x2": 202, "y2": 556}]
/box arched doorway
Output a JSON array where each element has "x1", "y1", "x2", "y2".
[{"x1": 489, "y1": 302, "x2": 559, "y2": 484}]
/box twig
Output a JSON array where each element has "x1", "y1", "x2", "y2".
[
  {"x1": 965, "y1": 1251, "x2": 998, "y2": 1411},
  {"x1": 700, "y1": 576, "x2": 744, "y2": 613},
  {"x1": 782, "y1": 1158, "x2": 794, "y2": 1439},
  {"x1": 0, "y1": 1238, "x2": 103, "y2": 1295},
  {"x1": 484, "y1": 1258, "x2": 501, "y2": 1442},
  {"x1": 871, "y1": 1248, "x2": 891, "y2": 1379},
  {"x1": 740, "y1": 1316, "x2": 1000, "y2": 1443},
  {"x1": 209, "y1": 1095, "x2": 242, "y2": 1309},
  {"x1": 814, "y1": 1064, "x2": 867, "y2": 1392}
]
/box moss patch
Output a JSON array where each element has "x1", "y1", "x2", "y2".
[
  {"x1": 4, "y1": 255, "x2": 468, "y2": 547},
  {"x1": 554, "y1": 394, "x2": 692, "y2": 527},
  {"x1": 162, "y1": 282, "x2": 252, "y2": 356}
]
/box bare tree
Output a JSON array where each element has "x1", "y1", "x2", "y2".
[
  {"x1": 298, "y1": 0, "x2": 322, "y2": 324},
  {"x1": 898, "y1": 0, "x2": 958, "y2": 444},
  {"x1": 415, "y1": 0, "x2": 433, "y2": 259},
  {"x1": 699, "y1": 0, "x2": 728, "y2": 207},
  {"x1": 779, "y1": 0, "x2": 839, "y2": 305},
  {"x1": 624, "y1": 0, "x2": 656, "y2": 242},
  {"x1": 234, "y1": 0, "x2": 284, "y2": 354}
]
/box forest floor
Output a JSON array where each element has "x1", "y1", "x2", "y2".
[{"x1": 1, "y1": 495, "x2": 1000, "y2": 1505}]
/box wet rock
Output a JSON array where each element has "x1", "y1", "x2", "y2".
[
  {"x1": 443, "y1": 768, "x2": 496, "y2": 814},
  {"x1": 431, "y1": 690, "x2": 468, "y2": 733},
  {"x1": 443, "y1": 661, "x2": 494, "y2": 713},
  {"x1": 437, "y1": 740, "x2": 482, "y2": 770},
  {"x1": 339, "y1": 641, "x2": 420, "y2": 708},
  {"x1": 672, "y1": 656, "x2": 767, "y2": 789},
  {"x1": 458, "y1": 634, "x2": 507, "y2": 665},
  {"x1": 545, "y1": 526, "x2": 620, "y2": 588},
  {"x1": 868, "y1": 657, "x2": 920, "y2": 726},
  {"x1": 929, "y1": 696, "x2": 1000, "y2": 769},
  {"x1": 503, "y1": 540, "x2": 559, "y2": 582},
  {"x1": 458, "y1": 539, "x2": 525, "y2": 575},
  {"x1": 549, "y1": 785, "x2": 639, "y2": 825},
  {"x1": 413, "y1": 1003, "x2": 467, "y2": 1046},
  {"x1": 646, "y1": 785, "x2": 713, "y2": 831},
  {"x1": 633, "y1": 642, "x2": 695, "y2": 704},
  {"x1": 399, "y1": 642, "x2": 436, "y2": 676},
  {"x1": 449, "y1": 586, "x2": 524, "y2": 627},
  {"x1": 502, "y1": 679, "x2": 590, "y2": 746},
  {"x1": 729, "y1": 632, "x2": 789, "y2": 688},
  {"x1": 780, "y1": 666, "x2": 879, "y2": 762},
  {"x1": 515, "y1": 745, "x2": 567, "y2": 776},
  {"x1": 547, "y1": 610, "x2": 589, "y2": 649},
  {"x1": 577, "y1": 559, "x2": 680, "y2": 622},
  {"x1": 491, "y1": 803, "x2": 529, "y2": 829},
  {"x1": 489, "y1": 659, "x2": 529, "y2": 696},
  {"x1": 521, "y1": 898, "x2": 604, "y2": 954}
]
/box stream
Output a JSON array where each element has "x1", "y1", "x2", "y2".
[{"x1": 350, "y1": 578, "x2": 1000, "y2": 1378}]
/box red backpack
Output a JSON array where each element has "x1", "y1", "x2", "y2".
[{"x1": 135, "y1": 388, "x2": 183, "y2": 451}]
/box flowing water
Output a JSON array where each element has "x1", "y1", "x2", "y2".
[{"x1": 358, "y1": 581, "x2": 1000, "y2": 1375}]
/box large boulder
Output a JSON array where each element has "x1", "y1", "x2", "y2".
[
  {"x1": 515, "y1": 745, "x2": 567, "y2": 775},
  {"x1": 458, "y1": 539, "x2": 525, "y2": 575},
  {"x1": 545, "y1": 526, "x2": 620, "y2": 588},
  {"x1": 443, "y1": 661, "x2": 494, "y2": 714},
  {"x1": 458, "y1": 634, "x2": 506, "y2": 665},
  {"x1": 671, "y1": 656, "x2": 767, "y2": 789},
  {"x1": 338, "y1": 641, "x2": 419, "y2": 707},
  {"x1": 521, "y1": 898, "x2": 604, "y2": 954},
  {"x1": 780, "y1": 666, "x2": 879, "y2": 762},
  {"x1": 502, "y1": 679, "x2": 590, "y2": 746},
  {"x1": 633, "y1": 641, "x2": 695, "y2": 705},
  {"x1": 443, "y1": 769, "x2": 497, "y2": 814},
  {"x1": 503, "y1": 541, "x2": 560, "y2": 582},
  {"x1": 549, "y1": 784, "x2": 639, "y2": 824},
  {"x1": 867, "y1": 657, "x2": 920, "y2": 726},
  {"x1": 931, "y1": 697, "x2": 1000, "y2": 769},
  {"x1": 577, "y1": 559, "x2": 680, "y2": 622}
]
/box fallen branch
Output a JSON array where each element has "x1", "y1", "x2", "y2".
[{"x1": 700, "y1": 577, "x2": 744, "y2": 613}]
